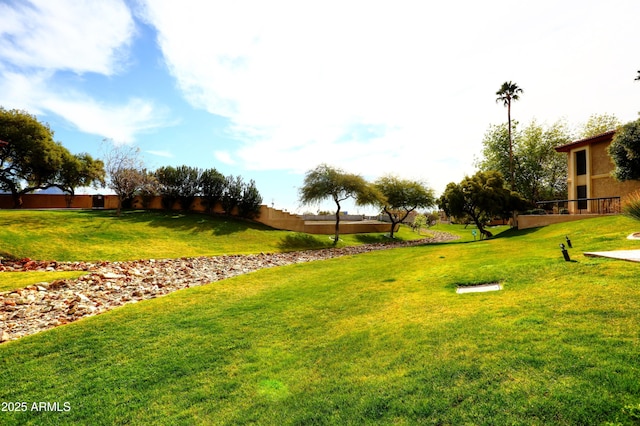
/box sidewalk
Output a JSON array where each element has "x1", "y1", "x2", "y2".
[{"x1": 584, "y1": 249, "x2": 640, "y2": 262}]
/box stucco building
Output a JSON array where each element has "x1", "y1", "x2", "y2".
[{"x1": 554, "y1": 130, "x2": 640, "y2": 214}]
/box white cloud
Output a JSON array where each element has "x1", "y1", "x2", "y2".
[
  {"x1": 139, "y1": 1, "x2": 640, "y2": 191},
  {"x1": 0, "y1": 70, "x2": 171, "y2": 144},
  {"x1": 42, "y1": 96, "x2": 172, "y2": 145},
  {"x1": 214, "y1": 150, "x2": 237, "y2": 166},
  {"x1": 0, "y1": 0, "x2": 172, "y2": 145},
  {"x1": 147, "y1": 150, "x2": 174, "y2": 158},
  {"x1": 0, "y1": 0, "x2": 135, "y2": 75}
]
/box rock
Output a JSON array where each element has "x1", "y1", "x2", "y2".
[
  {"x1": 101, "y1": 272, "x2": 125, "y2": 280},
  {"x1": 0, "y1": 331, "x2": 10, "y2": 342},
  {"x1": 0, "y1": 232, "x2": 460, "y2": 344}
]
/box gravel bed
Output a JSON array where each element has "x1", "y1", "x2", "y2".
[{"x1": 0, "y1": 232, "x2": 458, "y2": 343}]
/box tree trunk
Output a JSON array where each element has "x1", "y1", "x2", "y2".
[
  {"x1": 11, "y1": 192, "x2": 22, "y2": 209},
  {"x1": 385, "y1": 208, "x2": 412, "y2": 239},
  {"x1": 333, "y1": 201, "x2": 341, "y2": 245},
  {"x1": 508, "y1": 102, "x2": 514, "y2": 192}
]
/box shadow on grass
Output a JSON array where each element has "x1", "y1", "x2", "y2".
[
  {"x1": 73, "y1": 209, "x2": 276, "y2": 237},
  {"x1": 490, "y1": 226, "x2": 543, "y2": 240},
  {"x1": 353, "y1": 234, "x2": 395, "y2": 244},
  {"x1": 0, "y1": 249, "x2": 17, "y2": 261},
  {"x1": 277, "y1": 234, "x2": 332, "y2": 251}
]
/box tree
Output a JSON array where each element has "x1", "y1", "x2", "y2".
[
  {"x1": 154, "y1": 166, "x2": 181, "y2": 210},
  {"x1": 221, "y1": 175, "x2": 244, "y2": 215},
  {"x1": 104, "y1": 143, "x2": 145, "y2": 216},
  {"x1": 299, "y1": 164, "x2": 376, "y2": 244},
  {"x1": 373, "y1": 175, "x2": 435, "y2": 238},
  {"x1": 438, "y1": 171, "x2": 525, "y2": 238},
  {"x1": 200, "y1": 168, "x2": 226, "y2": 213},
  {"x1": 579, "y1": 113, "x2": 620, "y2": 139},
  {"x1": 136, "y1": 169, "x2": 160, "y2": 209},
  {"x1": 516, "y1": 120, "x2": 570, "y2": 202},
  {"x1": 496, "y1": 81, "x2": 523, "y2": 191},
  {"x1": 0, "y1": 107, "x2": 103, "y2": 208},
  {"x1": 608, "y1": 118, "x2": 640, "y2": 182},
  {"x1": 58, "y1": 152, "x2": 105, "y2": 207},
  {"x1": 238, "y1": 179, "x2": 263, "y2": 219},
  {"x1": 477, "y1": 120, "x2": 569, "y2": 203},
  {"x1": 154, "y1": 165, "x2": 202, "y2": 211}
]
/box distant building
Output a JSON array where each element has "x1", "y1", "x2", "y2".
[{"x1": 555, "y1": 130, "x2": 640, "y2": 213}]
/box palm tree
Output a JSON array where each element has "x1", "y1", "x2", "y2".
[{"x1": 496, "y1": 81, "x2": 523, "y2": 191}]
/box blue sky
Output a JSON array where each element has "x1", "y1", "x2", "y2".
[{"x1": 1, "y1": 0, "x2": 639, "y2": 214}]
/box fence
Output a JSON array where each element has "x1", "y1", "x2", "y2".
[
  {"x1": 535, "y1": 196, "x2": 621, "y2": 215},
  {"x1": 0, "y1": 194, "x2": 393, "y2": 235}
]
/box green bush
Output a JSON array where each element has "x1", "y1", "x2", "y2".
[{"x1": 622, "y1": 190, "x2": 640, "y2": 221}]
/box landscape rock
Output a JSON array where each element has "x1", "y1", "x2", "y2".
[{"x1": 0, "y1": 232, "x2": 458, "y2": 343}]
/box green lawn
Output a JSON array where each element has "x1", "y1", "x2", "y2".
[
  {"x1": 1, "y1": 214, "x2": 639, "y2": 424},
  {"x1": 0, "y1": 210, "x2": 428, "y2": 262}
]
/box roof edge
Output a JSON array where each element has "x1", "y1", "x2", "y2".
[{"x1": 555, "y1": 130, "x2": 616, "y2": 153}]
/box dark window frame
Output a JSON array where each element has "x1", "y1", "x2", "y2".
[
  {"x1": 576, "y1": 150, "x2": 587, "y2": 176},
  {"x1": 577, "y1": 185, "x2": 587, "y2": 210}
]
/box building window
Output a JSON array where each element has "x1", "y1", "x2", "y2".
[
  {"x1": 576, "y1": 150, "x2": 587, "y2": 175},
  {"x1": 577, "y1": 185, "x2": 587, "y2": 210}
]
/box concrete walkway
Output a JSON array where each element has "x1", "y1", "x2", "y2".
[{"x1": 584, "y1": 249, "x2": 640, "y2": 262}]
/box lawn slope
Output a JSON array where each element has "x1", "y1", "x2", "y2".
[
  {"x1": 0, "y1": 210, "x2": 429, "y2": 262},
  {"x1": 1, "y1": 215, "x2": 639, "y2": 425}
]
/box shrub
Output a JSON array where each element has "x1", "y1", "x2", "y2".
[
  {"x1": 622, "y1": 190, "x2": 640, "y2": 221},
  {"x1": 524, "y1": 208, "x2": 547, "y2": 215},
  {"x1": 238, "y1": 179, "x2": 263, "y2": 219}
]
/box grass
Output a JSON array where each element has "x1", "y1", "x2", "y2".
[
  {"x1": 1, "y1": 214, "x2": 639, "y2": 424},
  {"x1": 0, "y1": 210, "x2": 427, "y2": 262},
  {"x1": 0, "y1": 210, "x2": 430, "y2": 292},
  {"x1": 0, "y1": 271, "x2": 86, "y2": 293}
]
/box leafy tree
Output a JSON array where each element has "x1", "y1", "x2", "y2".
[
  {"x1": 0, "y1": 107, "x2": 104, "y2": 208},
  {"x1": 373, "y1": 175, "x2": 435, "y2": 238},
  {"x1": 299, "y1": 164, "x2": 377, "y2": 244},
  {"x1": 136, "y1": 169, "x2": 160, "y2": 209},
  {"x1": 426, "y1": 211, "x2": 439, "y2": 227},
  {"x1": 412, "y1": 213, "x2": 427, "y2": 233},
  {"x1": 154, "y1": 165, "x2": 202, "y2": 211},
  {"x1": 579, "y1": 113, "x2": 620, "y2": 139},
  {"x1": 154, "y1": 166, "x2": 181, "y2": 210},
  {"x1": 238, "y1": 179, "x2": 263, "y2": 219},
  {"x1": 58, "y1": 153, "x2": 105, "y2": 207},
  {"x1": 221, "y1": 175, "x2": 244, "y2": 215},
  {"x1": 200, "y1": 168, "x2": 226, "y2": 213},
  {"x1": 104, "y1": 143, "x2": 145, "y2": 216},
  {"x1": 438, "y1": 171, "x2": 525, "y2": 238},
  {"x1": 516, "y1": 120, "x2": 569, "y2": 202},
  {"x1": 608, "y1": 118, "x2": 640, "y2": 181},
  {"x1": 174, "y1": 165, "x2": 201, "y2": 211},
  {"x1": 477, "y1": 120, "x2": 569, "y2": 203},
  {"x1": 496, "y1": 81, "x2": 523, "y2": 190}
]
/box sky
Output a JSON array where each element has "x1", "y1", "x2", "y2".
[{"x1": 1, "y1": 0, "x2": 639, "y2": 214}]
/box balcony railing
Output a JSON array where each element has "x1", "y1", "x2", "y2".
[{"x1": 535, "y1": 196, "x2": 621, "y2": 215}]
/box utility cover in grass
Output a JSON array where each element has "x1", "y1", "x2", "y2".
[{"x1": 456, "y1": 283, "x2": 502, "y2": 294}]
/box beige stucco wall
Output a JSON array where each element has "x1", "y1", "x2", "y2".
[
  {"x1": 518, "y1": 214, "x2": 613, "y2": 230},
  {"x1": 0, "y1": 195, "x2": 391, "y2": 235},
  {"x1": 564, "y1": 140, "x2": 640, "y2": 213}
]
